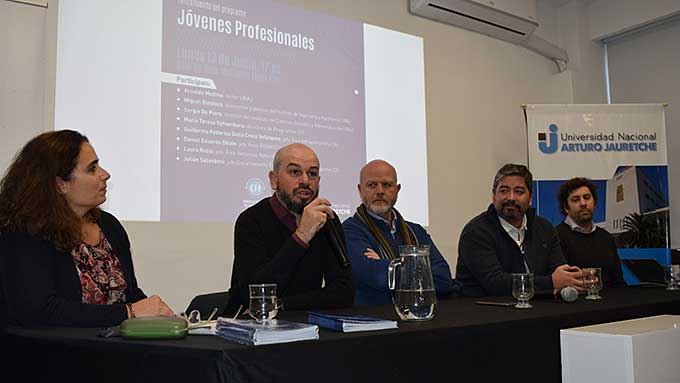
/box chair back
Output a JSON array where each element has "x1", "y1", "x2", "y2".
[{"x1": 185, "y1": 291, "x2": 230, "y2": 319}]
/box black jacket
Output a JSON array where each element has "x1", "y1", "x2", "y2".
[
  {"x1": 229, "y1": 197, "x2": 353, "y2": 311},
  {"x1": 454, "y1": 204, "x2": 566, "y2": 296},
  {"x1": 0, "y1": 211, "x2": 146, "y2": 327}
]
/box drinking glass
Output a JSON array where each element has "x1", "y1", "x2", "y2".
[
  {"x1": 248, "y1": 283, "x2": 278, "y2": 324},
  {"x1": 511, "y1": 273, "x2": 534, "y2": 308},
  {"x1": 665, "y1": 264, "x2": 680, "y2": 291},
  {"x1": 583, "y1": 267, "x2": 603, "y2": 300}
]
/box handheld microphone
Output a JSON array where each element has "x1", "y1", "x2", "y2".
[
  {"x1": 323, "y1": 216, "x2": 350, "y2": 268},
  {"x1": 557, "y1": 286, "x2": 578, "y2": 302}
]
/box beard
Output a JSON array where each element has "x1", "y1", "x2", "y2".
[
  {"x1": 278, "y1": 185, "x2": 319, "y2": 214},
  {"x1": 572, "y1": 209, "x2": 593, "y2": 225},
  {"x1": 366, "y1": 200, "x2": 392, "y2": 216},
  {"x1": 498, "y1": 200, "x2": 525, "y2": 221}
]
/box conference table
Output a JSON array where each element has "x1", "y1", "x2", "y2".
[{"x1": 4, "y1": 287, "x2": 680, "y2": 383}]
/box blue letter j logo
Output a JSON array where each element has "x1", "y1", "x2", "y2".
[{"x1": 538, "y1": 124, "x2": 558, "y2": 154}]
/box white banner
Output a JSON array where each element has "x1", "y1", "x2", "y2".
[{"x1": 526, "y1": 104, "x2": 667, "y2": 180}]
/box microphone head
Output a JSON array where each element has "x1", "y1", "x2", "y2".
[{"x1": 560, "y1": 286, "x2": 578, "y2": 302}]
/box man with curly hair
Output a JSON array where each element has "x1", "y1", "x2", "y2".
[{"x1": 555, "y1": 177, "x2": 625, "y2": 287}]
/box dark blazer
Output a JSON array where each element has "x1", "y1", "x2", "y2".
[
  {"x1": 455, "y1": 204, "x2": 566, "y2": 296},
  {"x1": 0, "y1": 211, "x2": 146, "y2": 327},
  {"x1": 229, "y1": 197, "x2": 354, "y2": 311}
]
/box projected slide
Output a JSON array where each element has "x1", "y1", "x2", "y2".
[
  {"x1": 161, "y1": 0, "x2": 364, "y2": 222},
  {"x1": 55, "y1": 0, "x2": 429, "y2": 225}
]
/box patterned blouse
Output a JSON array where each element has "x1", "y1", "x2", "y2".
[{"x1": 71, "y1": 234, "x2": 127, "y2": 305}]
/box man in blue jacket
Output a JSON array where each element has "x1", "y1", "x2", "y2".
[{"x1": 343, "y1": 160, "x2": 452, "y2": 306}]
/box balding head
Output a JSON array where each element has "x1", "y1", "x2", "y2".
[
  {"x1": 358, "y1": 159, "x2": 400, "y2": 219},
  {"x1": 272, "y1": 143, "x2": 319, "y2": 172},
  {"x1": 360, "y1": 160, "x2": 397, "y2": 184},
  {"x1": 269, "y1": 143, "x2": 320, "y2": 214}
]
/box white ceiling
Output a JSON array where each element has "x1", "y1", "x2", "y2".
[{"x1": 539, "y1": 0, "x2": 597, "y2": 8}]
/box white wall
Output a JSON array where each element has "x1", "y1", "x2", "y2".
[
  {"x1": 588, "y1": 0, "x2": 680, "y2": 40},
  {"x1": 0, "y1": 1, "x2": 47, "y2": 174},
  {"x1": 1, "y1": 0, "x2": 601, "y2": 311}
]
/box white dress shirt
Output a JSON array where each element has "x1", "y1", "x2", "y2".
[
  {"x1": 564, "y1": 215, "x2": 595, "y2": 234},
  {"x1": 498, "y1": 214, "x2": 530, "y2": 272}
]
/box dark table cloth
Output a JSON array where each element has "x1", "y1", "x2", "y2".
[{"x1": 3, "y1": 286, "x2": 680, "y2": 383}]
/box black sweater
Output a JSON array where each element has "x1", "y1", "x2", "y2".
[
  {"x1": 555, "y1": 222, "x2": 625, "y2": 287},
  {"x1": 229, "y1": 197, "x2": 353, "y2": 311},
  {"x1": 0, "y1": 211, "x2": 146, "y2": 328},
  {"x1": 455, "y1": 204, "x2": 566, "y2": 296}
]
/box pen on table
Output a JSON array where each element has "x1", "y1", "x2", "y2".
[
  {"x1": 232, "y1": 305, "x2": 243, "y2": 320},
  {"x1": 206, "y1": 307, "x2": 218, "y2": 321}
]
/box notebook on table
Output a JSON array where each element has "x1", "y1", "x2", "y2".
[
  {"x1": 307, "y1": 312, "x2": 398, "y2": 333},
  {"x1": 215, "y1": 318, "x2": 319, "y2": 345}
]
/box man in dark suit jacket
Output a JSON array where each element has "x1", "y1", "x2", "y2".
[
  {"x1": 228, "y1": 143, "x2": 353, "y2": 312},
  {"x1": 454, "y1": 164, "x2": 584, "y2": 297}
]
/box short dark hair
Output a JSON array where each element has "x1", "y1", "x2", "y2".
[
  {"x1": 492, "y1": 163, "x2": 533, "y2": 193},
  {"x1": 557, "y1": 177, "x2": 598, "y2": 215}
]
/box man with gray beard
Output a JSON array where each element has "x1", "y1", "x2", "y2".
[
  {"x1": 343, "y1": 160, "x2": 452, "y2": 306},
  {"x1": 227, "y1": 143, "x2": 353, "y2": 313}
]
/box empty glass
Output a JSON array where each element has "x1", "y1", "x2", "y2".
[
  {"x1": 583, "y1": 267, "x2": 603, "y2": 300},
  {"x1": 665, "y1": 264, "x2": 680, "y2": 291},
  {"x1": 511, "y1": 273, "x2": 534, "y2": 308},
  {"x1": 248, "y1": 283, "x2": 278, "y2": 324}
]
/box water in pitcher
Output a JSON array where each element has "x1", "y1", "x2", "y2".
[{"x1": 394, "y1": 288, "x2": 436, "y2": 321}]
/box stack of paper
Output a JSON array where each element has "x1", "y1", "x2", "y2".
[
  {"x1": 187, "y1": 320, "x2": 218, "y2": 335},
  {"x1": 215, "y1": 318, "x2": 319, "y2": 345},
  {"x1": 308, "y1": 312, "x2": 398, "y2": 333}
]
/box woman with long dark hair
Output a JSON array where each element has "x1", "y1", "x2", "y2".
[{"x1": 0, "y1": 130, "x2": 173, "y2": 327}]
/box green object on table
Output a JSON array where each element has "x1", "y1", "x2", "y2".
[{"x1": 120, "y1": 317, "x2": 189, "y2": 339}]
